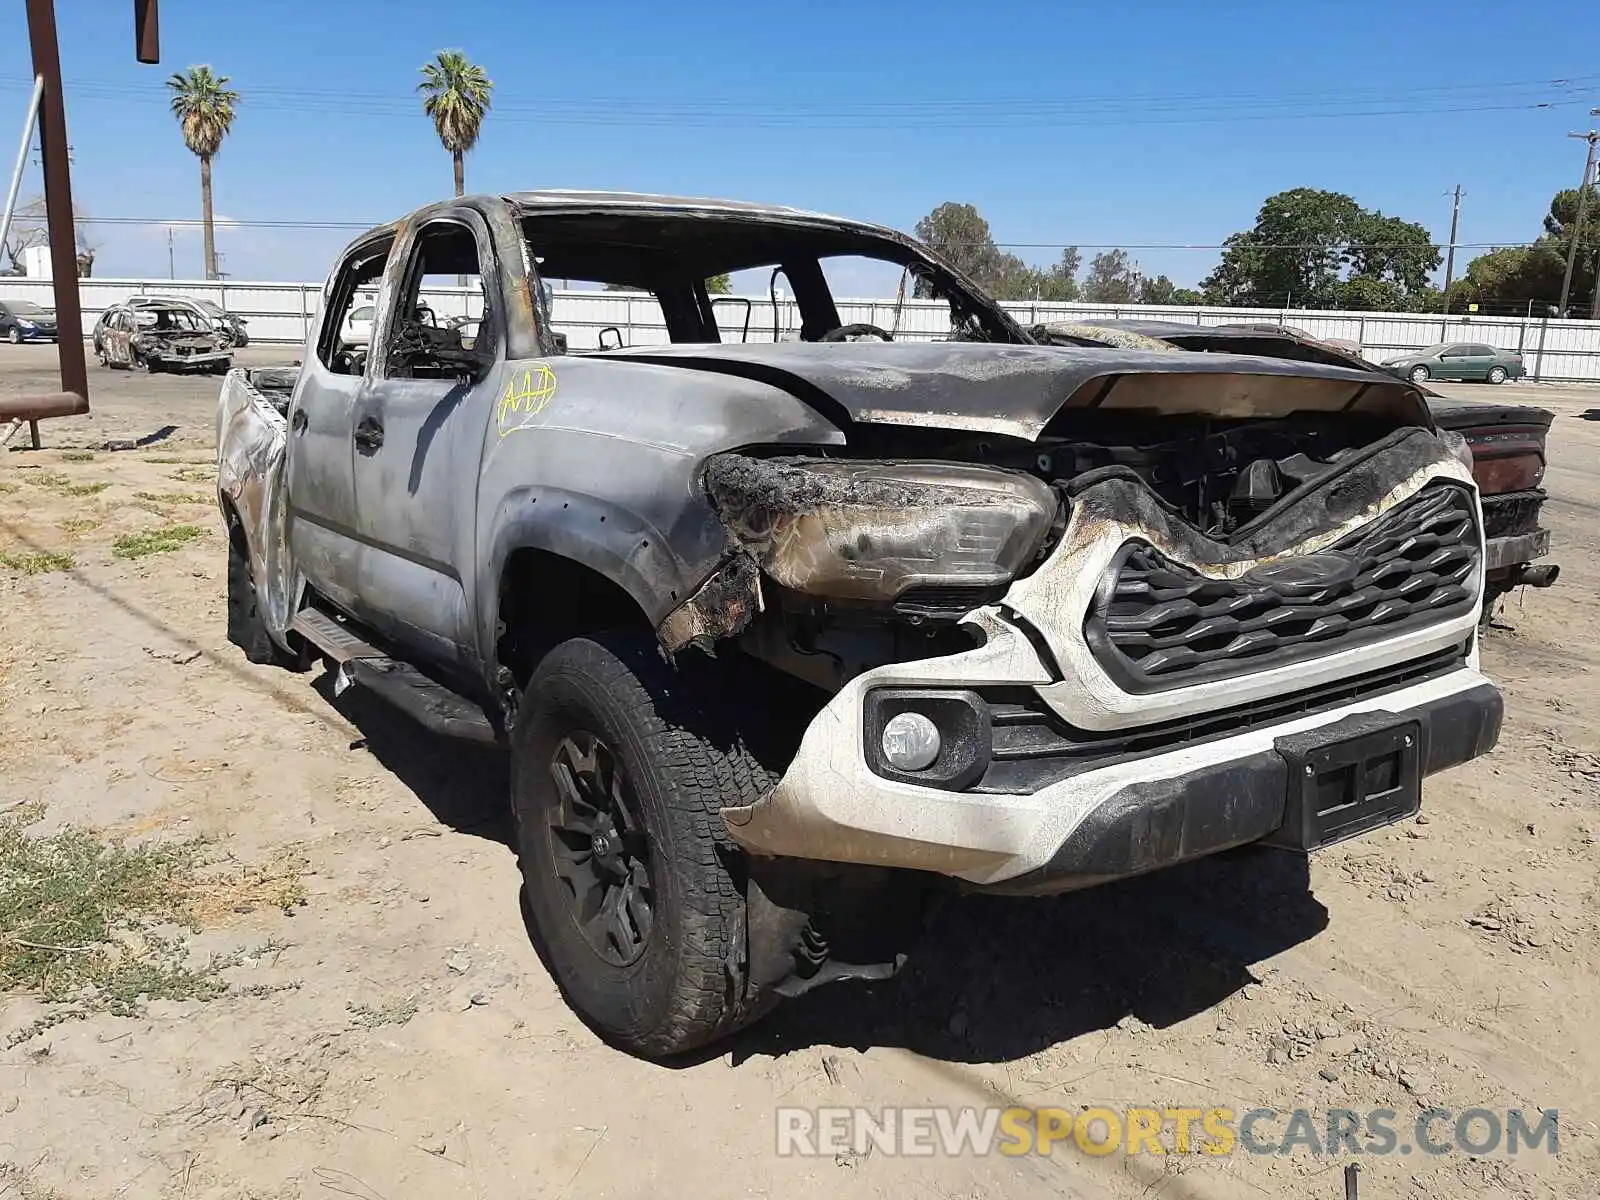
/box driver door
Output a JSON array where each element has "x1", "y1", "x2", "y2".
[{"x1": 348, "y1": 213, "x2": 501, "y2": 671}]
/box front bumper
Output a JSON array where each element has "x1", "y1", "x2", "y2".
[
  {"x1": 723, "y1": 607, "x2": 1499, "y2": 889},
  {"x1": 723, "y1": 449, "x2": 1498, "y2": 890},
  {"x1": 152, "y1": 351, "x2": 231, "y2": 370}
]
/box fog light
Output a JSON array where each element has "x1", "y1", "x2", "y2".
[{"x1": 882, "y1": 711, "x2": 941, "y2": 771}]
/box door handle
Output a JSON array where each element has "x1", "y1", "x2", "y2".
[
  {"x1": 290, "y1": 408, "x2": 308, "y2": 434},
  {"x1": 353, "y1": 415, "x2": 384, "y2": 451}
]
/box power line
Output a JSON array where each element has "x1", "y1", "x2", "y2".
[
  {"x1": 1, "y1": 74, "x2": 1594, "y2": 129},
  {"x1": 75, "y1": 215, "x2": 1545, "y2": 251},
  {"x1": 7, "y1": 71, "x2": 1593, "y2": 111}
]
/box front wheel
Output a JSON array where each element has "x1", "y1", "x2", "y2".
[
  {"x1": 6, "y1": 327, "x2": 20, "y2": 344},
  {"x1": 1487, "y1": 365, "x2": 1508, "y2": 385},
  {"x1": 1408, "y1": 364, "x2": 1431, "y2": 383},
  {"x1": 512, "y1": 632, "x2": 778, "y2": 1058}
]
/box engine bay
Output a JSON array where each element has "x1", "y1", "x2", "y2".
[{"x1": 848, "y1": 411, "x2": 1405, "y2": 541}]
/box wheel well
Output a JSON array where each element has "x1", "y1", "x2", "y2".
[{"x1": 496, "y1": 549, "x2": 651, "y2": 686}]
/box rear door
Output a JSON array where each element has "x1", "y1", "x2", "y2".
[
  {"x1": 1465, "y1": 343, "x2": 1500, "y2": 379},
  {"x1": 284, "y1": 233, "x2": 395, "y2": 619},
  {"x1": 1437, "y1": 344, "x2": 1478, "y2": 380},
  {"x1": 348, "y1": 212, "x2": 500, "y2": 671}
]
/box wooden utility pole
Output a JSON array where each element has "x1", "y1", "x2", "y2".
[
  {"x1": 0, "y1": 1, "x2": 159, "y2": 445},
  {"x1": 24, "y1": 0, "x2": 86, "y2": 408},
  {"x1": 1557, "y1": 114, "x2": 1599, "y2": 318},
  {"x1": 1441, "y1": 184, "x2": 1462, "y2": 314}
]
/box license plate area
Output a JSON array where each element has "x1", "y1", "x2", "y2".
[{"x1": 1269, "y1": 715, "x2": 1422, "y2": 851}]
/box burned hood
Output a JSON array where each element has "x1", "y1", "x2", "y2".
[{"x1": 608, "y1": 341, "x2": 1430, "y2": 440}]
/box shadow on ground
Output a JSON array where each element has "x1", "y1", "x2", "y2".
[
  {"x1": 314, "y1": 672, "x2": 513, "y2": 846},
  {"x1": 730, "y1": 847, "x2": 1327, "y2": 1066},
  {"x1": 310, "y1": 668, "x2": 1329, "y2": 1067}
]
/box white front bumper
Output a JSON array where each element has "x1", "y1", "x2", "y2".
[{"x1": 722, "y1": 456, "x2": 1491, "y2": 886}]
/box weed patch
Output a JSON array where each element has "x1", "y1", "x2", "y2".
[
  {"x1": 169, "y1": 466, "x2": 212, "y2": 484},
  {"x1": 58, "y1": 451, "x2": 95, "y2": 462},
  {"x1": 0, "y1": 807, "x2": 304, "y2": 1045},
  {"x1": 347, "y1": 996, "x2": 419, "y2": 1029},
  {"x1": 112, "y1": 524, "x2": 205, "y2": 559},
  {"x1": 133, "y1": 491, "x2": 209, "y2": 506},
  {"x1": 0, "y1": 550, "x2": 74, "y2": 575},
  {"x1": 30, "y1": 472, "x2": 110, "y2": 498}
]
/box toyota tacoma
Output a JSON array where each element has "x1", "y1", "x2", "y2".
[{"x1": 218, "y1": 193, "x2": 1502, "y2": 1057}]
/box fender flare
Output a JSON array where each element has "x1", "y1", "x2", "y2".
[{"x1": 478, "y1": 485, "x2": 723, "y2": 666}]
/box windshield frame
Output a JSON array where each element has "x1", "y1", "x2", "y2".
[{"x1": 517, "y1": 205, "x2": 1028, "y2": 347}]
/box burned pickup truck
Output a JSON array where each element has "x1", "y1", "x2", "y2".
[{"x1": 219, "y1": 193, "x2": 1501, "y2": 1057}]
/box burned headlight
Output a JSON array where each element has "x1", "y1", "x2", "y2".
[{"x1": 704, "y1": 454, "x2": 1058, "y2": 601}]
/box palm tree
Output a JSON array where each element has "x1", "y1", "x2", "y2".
[
  {"x1": 418, "y1": 51, "x2": 493, "y2": 197},
  {"x1": 166, "y1": 66, "x2": 239, "y2": 280}
]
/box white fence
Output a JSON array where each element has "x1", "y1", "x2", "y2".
[{"x1": 4, "y1": 276, "x2": 1599, "y2": 382}]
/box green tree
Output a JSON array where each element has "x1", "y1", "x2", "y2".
[
  {"x1": 1082, "y1": 249, "x2": 1142, "y2": 303},
  {"x1": 418, "y1": 50, "x2": 494, "y2": 197},
  {"x1": 912, "y1": 201, "x2": 1042, "y2": 298},
  {"x1": 1447, "y1": 187, "x2": 1598, "y2": 315},
  {"x1": 1201, "y1": 188, "x2": 1438, "y2": 310},
  {"x1": 1137, "y1": 274, "x2": 1177, "y2": 305},
  {"x1": 1337, "y1": 275, "x2": 1404, "y2": 312},
  {"x1": 1170, "y1": 287, "x2": 1206, "y2": 306},
  {"x1": 1029, "y1": 247, "x2": 1082, "y2": 302},
  {"x1": 706, "y1": 273, "x2": 732, "y2": 295},
  {"x1": 166, "y1": 66, "x2": 239, "y2": 280}
]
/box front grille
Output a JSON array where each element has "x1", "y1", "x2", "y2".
[
  {"x1": 1481, "y1": 489, "x2": 1544, "y2": 539},
  {"x1": 1085, "y1": 484, "x2": 1479, "y2": 692},
  {"x1": 976, "y1": 644, "x2": 1466, "y2": 794}
]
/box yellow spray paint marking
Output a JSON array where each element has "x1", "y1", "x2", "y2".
[{"x1": 495, "y1": 362, "x2": 559, "y2": 436}]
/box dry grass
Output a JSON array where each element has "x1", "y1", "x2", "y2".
[
  {"x1": 347, "y1": 995, "x2": 419, "y2": 1029},
  {"x1": 57, "y1": 515, "x2": 102, "y2": 536},
  {"x1": 133, "y1": 491, "x2": 209, "y2": 506},
  {"x1": 187, "y1": 850, "x2": 309, "y2": 924},
  {"x1": 112, "y1": 524, "x2": 205, "y2": 559},
  {"x1": 0, "y1": 550, "x2": 74, "y2": 575},
  {"x1": 58, "y1": 451, "x2": 95, "y2": 462},
  {"x1": 0, "y1": 1162, "x2": 70, "y2": 1200},
  {"x1": 169, "y1": 466, "x2": 212, "y2": 484},
  {"x1": 0, "y1": 806, "x2": 304, "y2": 1044},
  {"x1": 29, "y1": 472, "x2": 110, "y2": 498}
]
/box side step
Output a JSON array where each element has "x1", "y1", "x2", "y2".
[{"x1": 289, "y1": 609, "x2": 499, "y2": 745}]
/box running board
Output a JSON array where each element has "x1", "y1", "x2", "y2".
[
  {"x1": 289, "y1": 609, "x2": 498, "y2": 744},
  {"x1": 289, "y1": 608, "x2": 385, "y2": 663}
]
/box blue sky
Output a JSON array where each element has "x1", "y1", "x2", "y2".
[{"x1": 2, "y1": 0, "x2": 1597, "y2": 288}]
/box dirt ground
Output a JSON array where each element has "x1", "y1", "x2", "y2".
[{"x1": 0, "y1": 345, "x2": 1596, "y2": 1199}]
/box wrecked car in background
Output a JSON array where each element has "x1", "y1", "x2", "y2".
[
  {"x1": 96, "y1": 300, "x2": 233, "y2": 373},
  {"x1": 218, "y1": 193, "x2": 1502, "y2": 1057},
  {"x1": 1039, "y1": 319, "x2": 1558, "y2": 620}
]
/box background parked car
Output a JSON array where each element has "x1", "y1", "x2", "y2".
[
  {"x1": 96, "y1": 301, "x2": 232, "y2": 373},
  {"x1": 341, "y1": 303, "x2": 376, "y2": 346},
  {"x1": 1382, "y1": 342, "x2": 1525, "y2": 384},
  {"x1": 0, "y1": 299, "x2": 58, "y2": 343}
]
